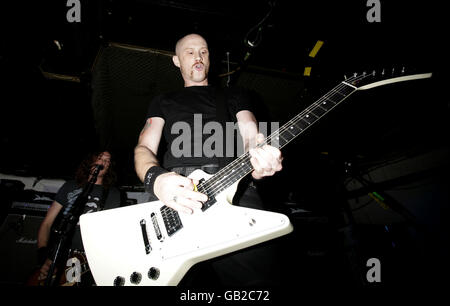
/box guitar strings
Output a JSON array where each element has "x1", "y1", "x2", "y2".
[
  {"x1": 264, "y1": 73, "x2": 374, "y2": 149},
  {"x1": 202, "y1": 70, "x2": 414, "y2": 198},
  {"x1": 199, "y1": 82, "x2": 356, "y2": 196},
  {"x1": 264, "y1": 73, "x2": 373, "y2": 145},
  {"x1": 199, "y1": 73, "x2": 370, "y2": 197},
  {"x1": 198, "y1": 75, "x2": 364, "y2": 196},
  {"x1": 265, "y1": 84, "x2": 355, "y2": 148}
]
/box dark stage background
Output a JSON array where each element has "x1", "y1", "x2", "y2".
[{"x1": 0, "y1": 0, "x2": 448, "y2": 289}]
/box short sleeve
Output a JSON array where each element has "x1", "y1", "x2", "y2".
[
  {"x1": 146, "y1": 94, "x2": 165, "y2": 119},
  {"x1": 54, "y1": 181, "x2": 77, "y2": 207},
  {"x1": 226, "y1": 87, "x2": 255, "y2": 119}
]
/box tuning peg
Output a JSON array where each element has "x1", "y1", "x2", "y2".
[
  {"x1": 401, "y1": 67, "x2": 405, "y2": 74},
  {"x1": 381, "y1": 68, "x2": 385, "y2": 76},
  {"x1": 344, "y1": 74, "x2": 347, "y2": 80},
  {"x1": 353, "y1": 72, "x2": 357, "y2": 77},
  {"x1": 392, "y1": 67, "x2": 395, "y2": 75},
  {"x1": 372, "y1": 70, "x2": 376, "y2": 76}
]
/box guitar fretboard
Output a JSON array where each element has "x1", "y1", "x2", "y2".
[{"x1": 197, "y1": 81, "x2": 357, "y2": 202}]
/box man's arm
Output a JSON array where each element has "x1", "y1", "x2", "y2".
[
  {"x1": 36, "y1": 200, "x2": 63, "y2": 280},
  {"x1": 37, "y1": 201, "x2": 63, "y2": 248},
  {"x1": 134, "y1": 117, "x2": 207, "y2": 214},
  {"x1": 236, "y1": 110, "x2": 283, "y2": 179},
  {"x1": 134, "y1": 117, "x2": 165, "y2": 182}
]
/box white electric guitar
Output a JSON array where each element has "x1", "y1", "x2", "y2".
[{"x1": 80, "y1": 68, "x2": 432, "y2": 286}]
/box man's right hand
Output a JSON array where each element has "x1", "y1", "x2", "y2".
[{"x1": 153, "y1": 172, "x2": 208, "y2": 214}]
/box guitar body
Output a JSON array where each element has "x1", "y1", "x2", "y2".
[
  {"x1": 26, "y1": 269, "x2": 48, "y2": 286},
  {"x1": 80, "y1": 170, "x2": 293, "y2": 286},
  {"x1": 26, "y1": 250, "x2": 89, "y2": 286}
]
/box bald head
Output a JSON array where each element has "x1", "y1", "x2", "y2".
[
  {"x1": 172, "y1": 33, "x2": 210, "y2": 87},
  {"x1": 175, "y1": 34, "x2": 208, "y2": 56}
]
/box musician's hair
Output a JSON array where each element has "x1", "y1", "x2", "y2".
[{"x1": 75, "y1": 151, "x2": 117, "y2": 188}]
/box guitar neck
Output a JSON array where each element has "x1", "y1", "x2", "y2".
[
  {"x1": 270, "y1": 81, "x2": 357, "y2": 149},
  {"x1": 197, "y1": 81, "x2": 357, "y2": 199}
]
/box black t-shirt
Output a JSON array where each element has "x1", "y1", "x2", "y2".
[
  {"x1": 146, "y1": 85, "x2": 254, "y2": 169},
  {"x1": 54, "y1": 180, "x2": 121, "y2": 251}
]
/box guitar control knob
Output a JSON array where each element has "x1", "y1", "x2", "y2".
[
  {"x1": 148, "y1": 267, "x2": 160, "y2": 280},
  {"x1": 113, "y1": 276, "x2": 125, "y2": 286},
  {"x1": 130, "y1": 272, "x2": 142, "y2": 285}
]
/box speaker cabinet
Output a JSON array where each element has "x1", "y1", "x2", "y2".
[{"x1": 0, "y1": 214, "x2": 44, "y2": 285}]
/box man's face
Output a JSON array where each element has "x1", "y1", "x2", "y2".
[
  {"x1": 94, "y1": 151, "x2": 111, "y2": 176},
  {"x1": 173, "y1": 34, "x2": 210, "y2": 87}
]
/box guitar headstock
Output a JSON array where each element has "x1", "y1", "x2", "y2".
[{"x1": 343, "y1": 67, "x2": 432, "y2": 91}]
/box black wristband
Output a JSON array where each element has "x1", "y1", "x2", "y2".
[
  {"x1": 144, "y1": 166, "x2": 168, "y2": 199},
  {"x1": 37, "y1": 247, "x2": 48, "y2": 265}
]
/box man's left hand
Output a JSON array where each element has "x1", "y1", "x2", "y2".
[{"x1": 249, "y1": 133, "x2": 283, "y2": 180}]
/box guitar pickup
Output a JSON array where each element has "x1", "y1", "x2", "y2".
[
  {"x1": 140, "y1": 219, "x2": 152, "y2": 254},
  {"x1": 160, "y1": 206, "x2": 183, "y2": 237},
  {"x1": 151, "y1": 212, "x2": 163, "y2": 241}
]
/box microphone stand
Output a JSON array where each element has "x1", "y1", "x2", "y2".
[{"x1": 44, "y1": 166, "x2": 102, "y2": 286}]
